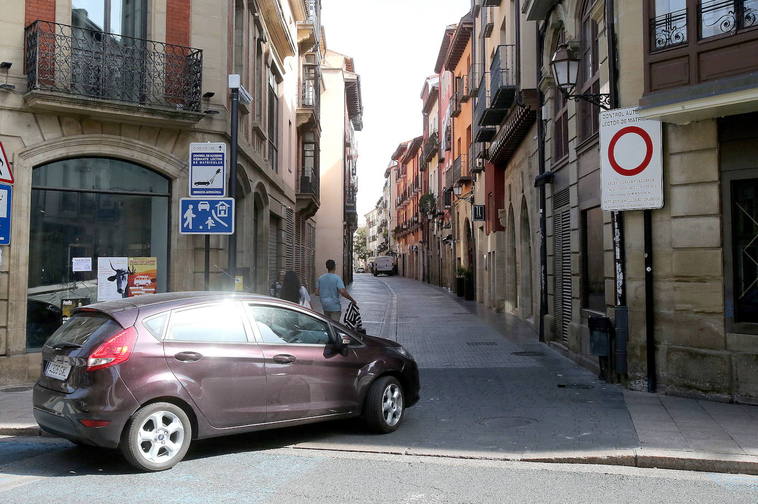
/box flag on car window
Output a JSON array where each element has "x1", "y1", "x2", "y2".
[{"x1": 343, "y1": 302, "x2": 363, "y2": 331}]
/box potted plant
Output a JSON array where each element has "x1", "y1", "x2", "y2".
[{"x1": 456, "y1": 266, "x2": 467, "y2": 297}]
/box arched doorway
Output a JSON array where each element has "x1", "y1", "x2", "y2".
[
  {"x1": 520, "y1": 197, "x2": 533, "y2": 318},
  {"x1": 26, "y1": 157, "x2": 170, "y2": 349}
]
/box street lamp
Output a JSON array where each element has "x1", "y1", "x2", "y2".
[
  {"x1": 453, "y1": 184, "x2": 462, "y2": 197},
  {"x1": 550, "y1": 43, "x2": 610, "y2": 110}
]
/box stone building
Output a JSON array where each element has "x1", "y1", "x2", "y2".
[{"x1": 0, "y1": 0, "x2": 323, "y2": 384}]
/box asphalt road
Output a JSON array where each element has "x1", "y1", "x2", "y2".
[
  {"x1": 3, "y1": 274, "x2": 758, "y2": 502},
  {"x1": 1, "y1": 436, "x2": 758, "y2": 503}
]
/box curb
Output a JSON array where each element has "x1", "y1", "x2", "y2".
[
  {"x1": 0, "y1": 425, "x2": 44, "y2": 437},
  {"x1": 290, "y1": 444, "x2": 758, "y2": 476}
]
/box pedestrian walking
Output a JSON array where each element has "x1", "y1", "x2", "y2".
[
  {"x1": 314, "y1": 259, "x2": 357, "y2": 322},
  {"x1": 280, "y1": 270, "x2": 312, "y2": 309}
]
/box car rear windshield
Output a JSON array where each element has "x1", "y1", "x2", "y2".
[{"x1": 45, "y1": 312, "x2": 122, "y2": 348}]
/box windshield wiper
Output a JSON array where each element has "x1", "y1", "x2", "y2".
[{"x1": 51, "y1": 342, "x2": 82, "y2": 350}]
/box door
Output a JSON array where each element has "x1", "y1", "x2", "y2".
[
  {"x1": 163, "y1": 302, "x2": 267, "y2": 428},
  {"x1": 244, "y1": 303, "x2": 362, "y2": 422}
]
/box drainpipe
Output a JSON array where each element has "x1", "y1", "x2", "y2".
[
  {"x1": 536, "y1": 20, "x2": 548, "y2": 343},
  {"x1": 606, "y1": 0, "x2": 630, "y2": 380}
]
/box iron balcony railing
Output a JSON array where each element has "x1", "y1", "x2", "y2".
[
  {"x1": 422, "y1": 131, "x2": 439, "y2": 163},
  {"x1": 445, "y1": 166, "x2": 454, "y2": 190},
  {"x1": 469, "y1": 142, "x2": 487, "y2": 173},
  {"x1": 298, "y1": 173, "x2": 319, "y2": 199},
  {"x1": 475, "y1": 73, "x2": 489, "y2": 126},
  {"x1": 25, "y1": 20, "x2": 203, "y2": 112},
  {"x1": 452, "y1": 154, "x2": 470, "y2": 185},
  {"x1": 490, "y1": 44, "x2": 517, "y2": 109},
  {"x1": 458, "y1": 74, "x2": 470, "y2": 103}
]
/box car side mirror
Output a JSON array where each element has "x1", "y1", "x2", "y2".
[{"x1": 336, "y1": 332, "x2": 351, "y2": 356}]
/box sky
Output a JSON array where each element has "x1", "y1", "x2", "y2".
[{"x1": 320, "y1": 0, "x2": 471, "y2": 225}]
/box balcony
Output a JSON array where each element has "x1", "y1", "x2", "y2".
[
  {"x1": 445, "y1": 166, "x2": 454, "y2": 191},
  {"x1": 458, "y1": 74, "x2": 470, "y2": 103},
  {"x1": 475, "y1": 74, "x2": 498, "y2": 139},
  {"x1": 641, "y1": 0, "x2": 758, "y2": 123},
  {"x1": 452, "y1": 154, "x2": 471, "y2": 185},
  {"x1": 297, "y1": 68, "x2": 320, "y2": 128},
  {"x1": 298, "y1": 0, "x2": 321, "y2": 51},
  {"x1": 451, "y1": 80, "x2": 463, "y2": 117},
  {"x1": 469, "y1": 142, "x2": 487, "y2": 173},
  {"x1": 422, "y1": 132, "x2": 439, "y2": 163},
  {"x1": 482, "y1": 4, "x2": 494, "y2": 38},
  {"x1": 24, "y1": 20, "x2": 203, "y2": 124},
  {"x1": 490, "y1": 45, "x2": 517, "y2": 110}
]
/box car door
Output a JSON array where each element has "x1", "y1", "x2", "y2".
[
  {"x1": 163, "y1": 301, "x2": 267, "y2": 428},
  {"x1": 244, "y1": 303, "x2": 363, "y2": 422}
]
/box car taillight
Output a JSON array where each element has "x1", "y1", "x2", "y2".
[{"x1": 86, "y1": 326, "x2": 138, "y2": 372}]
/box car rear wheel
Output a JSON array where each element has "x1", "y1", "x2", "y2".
[
  {"x1": 120, "y1": 402, "x2": 191, "y2": 472},
  {"x1": 363, "y1": 376, "x2": 404, "y2": 433}
]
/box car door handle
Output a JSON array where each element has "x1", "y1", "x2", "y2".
[
  {"x1": 273, "y1": 354, "x2": 296, "y2": 364},
  {"x1": 174, "y1": 351, "x2": 203, "y2": 362}
]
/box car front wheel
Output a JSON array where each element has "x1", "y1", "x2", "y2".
[
  {"x1": 364, "y1": 376, "x2": 404, "y2": 433},
  {"x1": 120, "y1": 402, "x2": 192, "y2": 471}
]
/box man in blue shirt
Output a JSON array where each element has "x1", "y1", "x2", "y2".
[{"x1": 315, "y1": 259, "x2": 358, "y2": 322}]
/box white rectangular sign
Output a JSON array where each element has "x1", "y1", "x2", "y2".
[
  {"x1": 72, "y1": 257, "x2": 92, "y2": 272},
  {"x1": 189, "y1": 142, "x2": 227, "y2": 197},
  {"x1": 600, "y1": 107, "x2": 663, "y2": 211}
]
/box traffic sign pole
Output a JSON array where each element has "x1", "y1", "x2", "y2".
[{"x1": 228, "y1": 83, "x2": 239, "y2": 290}]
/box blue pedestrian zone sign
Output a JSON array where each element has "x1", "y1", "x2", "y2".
[
  {"x1": 0, "y1": 184, "x2": 11, "y2": 245},
  {"x1": 179, "y1": 198, "x2": 235, "y2": 235}
]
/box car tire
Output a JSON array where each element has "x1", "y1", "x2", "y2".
[
  {"x1": 363, "y1": 376, "x2": 404, "y2": 433},
  {"x1": 120, "y1": 402, "x2": 192, "y2": 472}
]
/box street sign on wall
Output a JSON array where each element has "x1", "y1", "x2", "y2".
[
  {"x1": 0, "y1": 184, "x2": 12, "y2": 245},
  {"x1": 473, "y1": 204, "x2": 485, "y2": 221},
  {"x1": 179, "y1": 198, "x2": 235, "y2": 235},
  {"x1": 189, "y1": 142, "x2": 227, "y2": 197},
  {"x1": 600, "y1": 107, "x2": 663, "y2": 211}
]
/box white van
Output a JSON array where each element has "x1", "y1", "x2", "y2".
[{"x1": 372, "y1": 256, "x2": 395, "y2": 276}]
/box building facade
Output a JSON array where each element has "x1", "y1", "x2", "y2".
[
  {"x1": 314, "y1": 49, "x2": 362, "y2": 284},
  {"x1": 0, "y1": 0, "x2": 329, "y2": 384}
]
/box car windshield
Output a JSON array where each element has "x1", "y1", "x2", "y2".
[{"x1": 45, "y1": 312, "x2": 122, "y2": 348}]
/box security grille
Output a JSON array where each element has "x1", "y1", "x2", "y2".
[{"x1": 269, "y1": 216, "x2": 282, "y2": 287}]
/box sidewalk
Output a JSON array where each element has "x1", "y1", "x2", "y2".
[{"x1": 4, "y1": 276, "x2": 758, "y2": 477}]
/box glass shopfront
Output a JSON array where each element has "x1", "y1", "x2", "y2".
[{"x1": 26, "y1": 158, "x2": 170, "y2": 349}]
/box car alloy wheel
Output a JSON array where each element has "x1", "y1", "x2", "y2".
[
  {"x1": 121, "y1": 402, "x2": 192, "y2": 471},
  {"x1": 364, "y1": 376, "x2": 404, "y2": 433}
]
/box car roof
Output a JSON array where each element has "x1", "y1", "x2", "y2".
[{"x1": 74, "y1": 292, "x2": 280, "y2": 326}]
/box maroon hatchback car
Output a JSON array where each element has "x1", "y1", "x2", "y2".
[{"x1": 33, "y1": 292, "x2": 420, "y2": 471}]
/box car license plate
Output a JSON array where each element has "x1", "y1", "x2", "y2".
[{"x1": 45, "y1": 359, "x2": 71, "y2": 381}]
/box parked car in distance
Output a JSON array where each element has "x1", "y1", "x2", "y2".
[
  {"x1": 33, "y1": 292, "x2": 420, "y2": 471},
  {"x1": 372, "y1": 255, "x2": 395, "y2": 276},
  {"x1": 356, "y1": 266, "x2": 365, "y2": 273}
]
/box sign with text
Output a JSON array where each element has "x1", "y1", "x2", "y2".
[
  {"x1": 600, "y1": 107, "x2": 663, "y2": 211},
  {"x1": 179, "y1": 198, "x2": 235, "y2": 235},
  {"x1": 473, "y1": 204, "x2": 485, "y2": 221},
  {"x1": 189, "y1": 142, "x2": 227, "y2": 197},
  {"x1": 0, "y1": 184, "x2": 11, "y2": 245}
]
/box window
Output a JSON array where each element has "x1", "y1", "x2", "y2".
[
  {"x1": 553, "y1": 30, "x2": 569, "y2": 162},
  {"x1": 582, "y1": 207, "x2": 606, "y2": 312},
  {"x1": 731, "y1": 178, "x2": 758, "y2": 323},
  {"x1": 167, "y1": 304, "x2": 248, "y2": 343},
  {"x1": 650, "y1": 0, "x2": 688, "y2": 50},
  {"x1": 268, "y1": 70, "x2": 279, "y2": 173},
  {"x1": 578, "y1": 4, "x2": 599, "y2": 141},
  {"x1": 27, "y1": 158, "x2": 170, "y2": 350},
  {"x1": 247, "y1": 305, "x2": 331, "y2": 345},
  {"x1": 700, "y1": 0, "x2": 758, "y2": 40},
  {"x1": 143, "y1": 313, "x2": 168, "y2": 340}
]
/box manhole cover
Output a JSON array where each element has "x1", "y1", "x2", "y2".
[
  {"x1": 2, "y1": 386, "x2": 32, "y2": 393},
  {"x1": 477, "y1": 416, "x2": 538, "y2": 428},
  {"x1": 512, "y1": 351, "x2": 544, "y2": 357},
  {"x1": 557, "y1": 383, "x2": 594, "y2": 390},
  {"x1": 467, "y1": 341, "x2": 498, "y2": 346}
]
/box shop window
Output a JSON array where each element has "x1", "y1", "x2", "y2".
[
  {"x1": 26, "y1": 158, "x2": 170, "y2": 350},
  {"x1": 582, "y1": 206, "x2": 605, "y2": 312}
]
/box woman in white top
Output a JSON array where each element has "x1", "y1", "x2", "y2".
[{"x1": 280, "y1": 270, "x2": 311, "y2": 309}]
